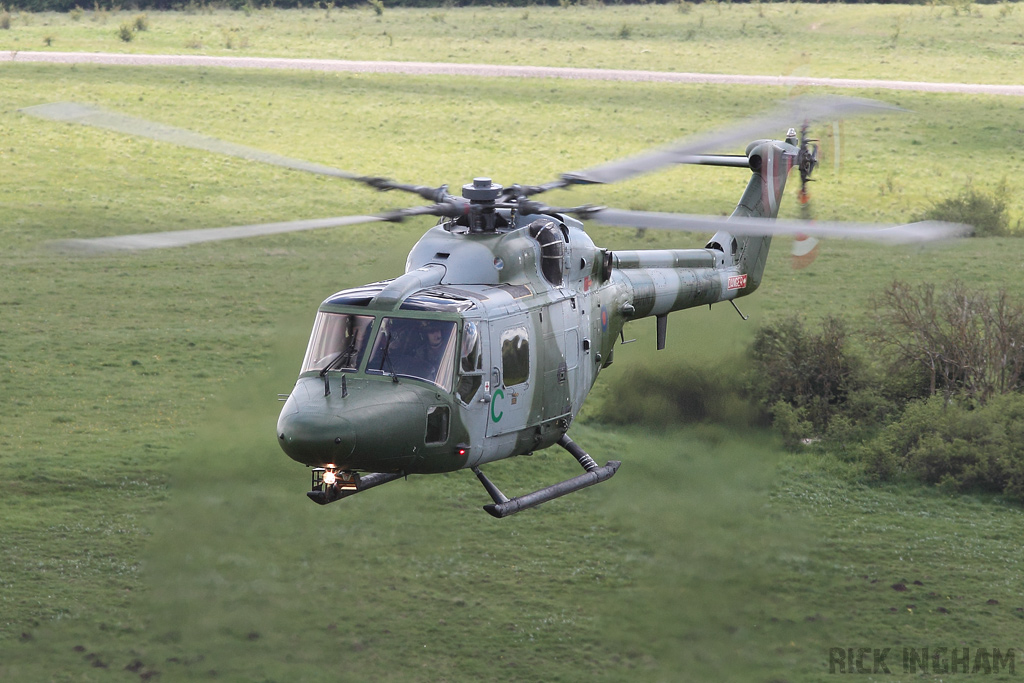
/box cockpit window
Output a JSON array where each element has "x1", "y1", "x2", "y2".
[
  {"x1": 301, "y1": 312, "x2": 374, "y2": 374},
  {"x1": 366, "y1": 318, "x2": 458, "y2": 392}
]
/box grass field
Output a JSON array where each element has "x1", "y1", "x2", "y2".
[
  {"x1": 3, "y1": 6, "x2": 1024, "y2": 681},
  {"x1": 3, "y1": 3, "x2": 1024, "y2": 84}
]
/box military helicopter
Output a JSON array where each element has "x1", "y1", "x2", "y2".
[{"x1": 23, "y1": 97, "x2": 966, "y2": 518}]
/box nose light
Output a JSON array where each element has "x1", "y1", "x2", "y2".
[{"x1": 313, "y1": 465, "x2": 359, "y2": 493}]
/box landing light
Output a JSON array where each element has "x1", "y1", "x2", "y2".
[{"x1": 323, "y1": 470, "x2": 337, "y2": 486}]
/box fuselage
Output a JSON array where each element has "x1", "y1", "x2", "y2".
[
  {"x1": 277, "y1": 139, "x2": 797, "y2": 476},
  {"x1": 277, "y1": 211, "x2": 750, "y2": 475}
]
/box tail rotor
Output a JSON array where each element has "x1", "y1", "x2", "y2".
[{"x1": 791, "y1": 122, "x2": 821, "y2": 269}]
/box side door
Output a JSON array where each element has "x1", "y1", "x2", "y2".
[
  {"x1": 454, "y1": 318, "x2": 490, "y2": 457},
  {"x1": 538, "y1": 298, "x2": 573, "y2": 422},
  {"x1": 485, "y1": 314, "x2": 534, "y2": 437},
  {"x1": 561, "y1": 297, "x2": 582, "y2": 415}
]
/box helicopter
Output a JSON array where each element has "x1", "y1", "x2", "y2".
[{"x1": 23, "y1": 96, "x2": 966, "y2": 518}]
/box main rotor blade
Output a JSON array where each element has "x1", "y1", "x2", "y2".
[
  {"x1": 21, "y1": 102, "x2": 365, "y2": 181},
  {"x1": 586, "y1": 208, "x2": 971, "y2": 246},
  {"x1": 52, "y1": 215, "x2": 385, "y2": 252},
  {"x1": 560, "y1": 95, "x2": 902, "y2": 187}
]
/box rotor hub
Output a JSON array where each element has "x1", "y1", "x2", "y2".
[{"x1": 462, "y1": 177, "x2": 502, "y2": 203}]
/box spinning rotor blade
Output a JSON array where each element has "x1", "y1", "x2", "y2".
[
  {"x1": 583, "y1": 208, "x2": 971, "y2": 246},
  {"x1": 22, "y1": 102, "x2": 369, "y2": 182},
  {"x1": 26, "y1": 102, "x2": 453, "y2": 251},
  {"x1": 52, "y1": 214, "x2": 385, "y2": 252},
  {"x1": 558, "y1": 95, "x2": 901, "y2": 188}
]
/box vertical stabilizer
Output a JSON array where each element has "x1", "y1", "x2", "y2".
[{"x1": 727, "y1": 139, "x2": 797, "y2": 294}]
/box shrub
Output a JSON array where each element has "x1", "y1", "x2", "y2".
[
  {"x1": 747, "y1": 315, "x2": 861, "y2": 432},
  {"x1": 117, "y1": 21, "x2": 133, "y2": 41},
  {"x1": 768, "y1": 400, "x2": 812, "y2": 450},
  {"x1": 915, "y1": 180, "x2": 1016, "y2": 237},
  {"x1": 596, "y1": 362, "x2": 757, "y2": 430},
  {"x1": 859, "y1": 393, "x2": 1024, "y2": 502}
]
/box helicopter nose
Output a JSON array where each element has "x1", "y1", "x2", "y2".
[
  {"x1": 277, "y1": 377, "x2": 430, "y2": 471},
  {"x1": 278, "y1": 397, "x2": 358, "y2": 466}
]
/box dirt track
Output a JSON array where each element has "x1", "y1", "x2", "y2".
[{"x1": 5, "y1": 50, "x2": 1024, "y2": 97}]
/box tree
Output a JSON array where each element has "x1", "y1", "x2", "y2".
[
  {"x1": 868, "y1": 280, "x2": 1024, "y2": 403},
  {"x1": 748, "y1": 315, "x2": 857, "y2": 432}
]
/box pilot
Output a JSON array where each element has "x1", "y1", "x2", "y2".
[{"x1": 409, "y1": 321, "x2": 448, "y2": 380}]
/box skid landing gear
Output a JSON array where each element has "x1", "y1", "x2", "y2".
[
  {"x1": 307, "y1": 468, "x2": 403, "y2": 505},
  {"x1": 472, "y1": 434, "x2": 620, "y2": 518}
]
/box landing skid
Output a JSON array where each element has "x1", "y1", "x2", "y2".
[
  {"x1": 307, "y1": 470, "x2": 404, "y2": 505},
  {"x1": 305, "y1": 435, "x2": 619, "y2": 514},
  {"x1": 473, "y1": 434, "x2": 620, "y2": 518}
]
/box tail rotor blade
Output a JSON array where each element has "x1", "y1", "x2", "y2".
[
  {"x1": 792, "y1": 123, "x2": 819, "y2": 268},
  {"x1": 790, "y1": 234, "x2": 820, "y2": 269}
]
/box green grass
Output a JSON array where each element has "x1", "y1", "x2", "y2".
[
  {"x1": 3, "y1": 12, "x2": 1024, "y2": 680},
  {"x1": 2, "y1": 4, "x2": 1024, "y2": 84}
]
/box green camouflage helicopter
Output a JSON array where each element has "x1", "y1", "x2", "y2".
[{"x1": 24, "y1": 97, "x2": 966, "y2": 518}]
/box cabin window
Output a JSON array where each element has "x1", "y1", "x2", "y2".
[
  {"x1": 426, "y1": 406, "x2": 450, "y2": 444},
  {"x1": 528, "y1": 219, "x2": 566, "y2": 286},
  {"x1": 500, "y1": 326, "x2": 530, "y2": 387},
  {"x1": 366, "y1": 317, "x2": 458, "y2": 392},
  {"x1": 457, "y1": 321, "x2": 483, "y2": 404},
  {"x1": 301, "y1": 312, "x2": 374, "y2": 374}
]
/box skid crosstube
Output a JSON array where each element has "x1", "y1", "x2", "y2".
[{"x1": 473, "y1": 434, "x2": 621, "y2": 518}]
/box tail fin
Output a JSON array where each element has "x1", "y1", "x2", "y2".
[{"x1": 727, "y1": 139, "x2": 798, "y2": 294}]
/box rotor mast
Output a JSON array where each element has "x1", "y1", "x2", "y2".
[{"x1": 461, "y1": 177, "x2": 503, "y2": 233}]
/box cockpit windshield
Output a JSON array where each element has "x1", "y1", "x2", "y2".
[
  {"x1": 366, "y1": 317, "x2": 458, "y2": 392},
  {"x1": 301, "y1": 312, "x2": 374, "y2": 374}
]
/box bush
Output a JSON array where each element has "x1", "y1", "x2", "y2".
[
  {"x1": 915, "y1": 180, "x2": 1017, "y2": 238},
  {"x1": 747, "y1": 315, "x2": 862, "y2": 433},
  {"x1": 596, "y1": 361, "x2": 758, "y2": 430},
  {"x1": 768, "y1": 400, "x2": 812, "y2": 449},
  {"x1": 860, "y1": 393, "x2": 1024, "y2": 501}
]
